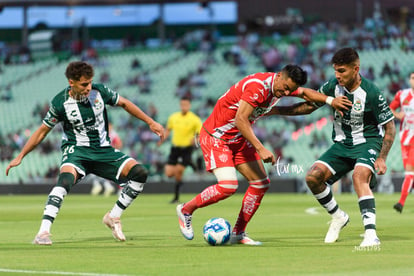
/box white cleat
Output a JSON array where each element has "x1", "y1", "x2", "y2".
[
  {"x1": 176, "y1": 204, "x2": 194, "y2": 240},
  {"x1": 33, "y1": 231, "x2": 52, "y2": 245},
  {"x1": 103, "y1": 212, "x2": 126, "y2": 241},
  {"x1": 324, "y1": 211, "x2": 349, "y2": 243},
  {"x1": 360, "y1": 234, "x2": 381, "y2": 247},
  {"x1": 230, "y1": 232, "x2": 262, "y2": 246}
]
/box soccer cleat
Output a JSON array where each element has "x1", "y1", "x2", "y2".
[
  {"x1": 393, "y1": 203, "x2": 403, "y2": 213},
  {"x1": 360, "y1": 235, "x2": 381, "y2": 247},
  {"x1": 324, "y1": 211, "x2": 350, "y2": 243},
  {"x1": 103, "y1": 212, "x2": 126, "y2": 241},
  {"x1": 230, "y1": 232, "x2": 262, "y2": 246},
  {"x1": 33, "y1": 231, "x2": 52, "y2": 245},
  {"x1": 176, "y1": 204, "x2": 194, "y2": 240}
]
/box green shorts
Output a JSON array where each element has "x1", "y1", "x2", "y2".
[
  {"x1": 60, "y1": 145, "x2": 133, "y2": 183},
  {"x1": 317, "y1": 141, "x2": 381, "y2": 186}
]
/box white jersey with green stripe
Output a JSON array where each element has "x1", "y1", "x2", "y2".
[
  {"x1": 42, "y1": 83, "x2": 119, "y2": 148},
  {"x1": 318, "y1": 76, "x2": 394, "y2": 146}
]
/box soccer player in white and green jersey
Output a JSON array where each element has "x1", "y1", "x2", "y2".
[
  {"x1": 6, "y1": 61, "x2": 165, "y2": 245},
  {"x1": 306, "y1": 48, "x2": 395, "y2": 247},
  {"x1": 275, "y1": 48, "x2": 395, "y2": 247}
]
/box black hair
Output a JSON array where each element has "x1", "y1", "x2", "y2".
[
  {"x1": 331, "y1": 47, "x2": 359, "y2": 65},
  {"x1": 281, "y1": 64, "x2": 307, "y2": 86},
  {"x1": 180, "y1": 96, "x2": 191, "y2": 102},
  {"x1": 65, "y1": 61, "x2": 94, "y2": 81}
]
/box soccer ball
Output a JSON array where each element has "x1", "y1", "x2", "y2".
[{"x1": 202, "y1": 217, "x2": 231, "y2": 246}]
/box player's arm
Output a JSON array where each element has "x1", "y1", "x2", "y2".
[
  {"x1": 235, "y1": 100, "x2": 275, "y2": 165},
  {"x1": 6, "y1": 124, "x2": 52, "y2": 176},
  {"x1": 297, "y1": 87, "x2": 352, "y2": 116},
  {"x1": 375, "y1": 120, "x2": 396, "y2": 175},
  {"x1": 117, "y1": 96, "x2": 165, "y2": 141},
  {"x1": 267, "y1": 101, "x2": 318, "y2": 116}
]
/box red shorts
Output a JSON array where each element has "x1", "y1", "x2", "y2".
[
  {"x1": 401, "y1": 144, "x2": 414, "y2": 168},
  {"x1": 199, "y1": 128, "x2": 260, "y2": 172}
]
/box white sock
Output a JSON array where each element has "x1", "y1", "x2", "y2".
[{"x1": 38, "y1": 219, "x2": 52, "y2": 234}]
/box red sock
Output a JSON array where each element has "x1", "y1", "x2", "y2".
[
  {"x1": 399, "y1": 173, "x2": 414, "y2": 206},
  {"x1": 182, "y1": 181, "x2": 238, "y2": 214},
  {"x1": 233, "y1": 182, "x2": 269, "y2": 234}
]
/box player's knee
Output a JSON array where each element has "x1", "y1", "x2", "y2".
[
  {"x1": 249, "y1": 178, "x2": 270, "y2": 190},
  {"x1": 127, "y1": 164, "x2": 148, "y2": 183},
  {"x1": 217, "y1": 180, "x2": 238, "y2": 196},
  {"x1": 56, "y1": 172, "x2": 75, "y2": 192},
  {"x1": 306, "y1": 165, "x2": 325, "y2": 188}
]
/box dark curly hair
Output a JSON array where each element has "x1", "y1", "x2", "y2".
[
  {"x1": 65, "y1": 61, "x2": 94, "y2": 81},
  {"x1": 331, "y1": 47, "x2": 359, "y2": 66}
]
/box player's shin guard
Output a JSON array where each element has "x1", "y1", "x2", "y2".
[
  {"x1": 233, "y1": 178, "x2": 270, "y2": 235},
  {"x1": 182, "y1": 181, "x2": 238, "y2": 214},
  {"x1": 42, "y1": 186, "x2": 68, "y2": 223},
  {"x1": 359, "y1": 196, "x2": 376, "y2": 230},
  {"x1": 42, "y1": 172, "x2": 73, "y2": 223},
  {"x1": 398, "y1": 173, "x2": 414, "y2": 206},
  {"x1": 110, "y1": 164, "x2": 147, "y2": 217},
  {"x1": 314, "y1": 185, "x2": 339, "y2": 215}
]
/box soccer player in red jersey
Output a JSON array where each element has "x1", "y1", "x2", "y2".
[
  {"x1": 390, "y1": 71, "x2": 414, "y2": 213},
  {"x1": 175, "y1": 64, "x2": 352, "y2": 245}
]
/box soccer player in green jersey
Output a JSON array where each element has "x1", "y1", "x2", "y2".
[
  {"x1": 6, "y1": 61, "x2": 165, "y2": 245},
  {"x1": 275, "y1": 48, "x2": 395, "y2": 247}
]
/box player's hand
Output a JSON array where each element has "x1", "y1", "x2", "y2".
[
  {"x1": 331, "y1": 96, "x2": 353, "y2": 116},
  {"x1": 5, "y1": 157, "x2": 22, "y2": 176},
  {"x1": 374, "y1": 157, "x2": 387, "y2": 175},
  {"x1": 149, "y1": 121, "x2": 165, "y2": 142},
  {"x1": 257, "y1": 147, "x2": 276, "y2": 165}
]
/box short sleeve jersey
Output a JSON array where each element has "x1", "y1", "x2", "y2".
[
  {"x1": 167, "y1": 111, "x2": 202, "y2": 147},
  {"x1": 42, "y1": 83, "x2": 119, "y2": 148},
  {"x1": 318, "y1": 76, "x2": 394, "y2": 146},
  {"x1": 203, "y1": 72, "x2": 294, "y2": 142},
  {"x1": 389, "y1": 88, "x2": 414, "y2": 145}
]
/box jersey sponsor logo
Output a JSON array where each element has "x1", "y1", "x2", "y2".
[
  {"x1": 70, "y1": 110, "x2": 78, "y2": 117},
  {"x1": 379, "y1": 110, "x2": 393, "y2": 121},
  {"x1": 45, "y1": 112, "x2": 58, "y2": 124},
  {"x1": 368, "y1": 149, "x2": 377, "y2": 155},
  {"x1": 340, "y1": 117, "x2": 363, "y2": 127},
  {"x1": 249, "y1": 93, "x2": 259, "y2": 101}
]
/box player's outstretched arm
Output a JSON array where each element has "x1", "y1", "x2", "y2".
[
  {"x1": 6, "y1": 124, "x2": 51, "y2": 176},
  {"x1": 268, "y1": 101, "x2": 318, "y2": 116},
  {"x1": 117, "y1": 96, "x2": 165, "y2": 141},
  {"x1": 298, "y1": 87, "x2": 353, "y2": 116}
]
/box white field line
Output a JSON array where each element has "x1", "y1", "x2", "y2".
[{"x1": 0, "y1": 268, "x2": 133, "y2": 276}]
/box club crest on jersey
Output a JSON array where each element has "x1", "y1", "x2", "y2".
[
  {"x1": 218, "y1": 153, "x2": 229, "y2": 163},
  {"x1": 353, "y1": 99, "x2": 363, "y2": 112},
  {"x1": 94, "y1": 98, "x2": 103, "y2": 110}
]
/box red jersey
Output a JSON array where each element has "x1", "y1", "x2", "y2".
[
  {"x1": 203, "y1": 72, "x2": 297, "y2": 142},
  {"x1": 390, "y1": 88, "x2": 414, "y2": 145}
]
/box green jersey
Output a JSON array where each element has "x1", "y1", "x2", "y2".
[
  {"x1": 43, "y1": 83, "x2": 119, "y2": 148},
  {"x1": 318, "y1": 76, "x2": 394, "y2": 146}
]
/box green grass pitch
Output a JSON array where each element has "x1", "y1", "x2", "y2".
[{"x1": 0, "y1": 193, "x2": 413, "y2": 275}]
